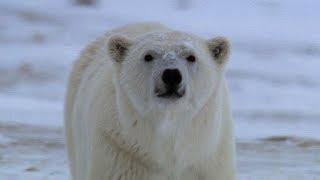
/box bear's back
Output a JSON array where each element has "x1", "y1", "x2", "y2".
[{"x1": 105, "y1": 22, "x2": 169, "y2": 39}]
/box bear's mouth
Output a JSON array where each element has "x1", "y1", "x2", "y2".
[{"x1": 155, "y1": 86, "x2": 185, "y2": 99}]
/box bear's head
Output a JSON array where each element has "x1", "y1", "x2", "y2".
[{"x1": 108, "y1": 31, "x2": 230, "y2": 121}]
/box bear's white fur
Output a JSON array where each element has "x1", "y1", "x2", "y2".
[{"x1": 64, "y1": 22, "x2": 235, "y2": 180}]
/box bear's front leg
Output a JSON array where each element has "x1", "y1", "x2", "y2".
[
  {"x1": 87, "y1": 131, "x2": 151, "y2": 180},
  {"x1": 180, "y1": 163, "x2": 234, "y2": 180}
]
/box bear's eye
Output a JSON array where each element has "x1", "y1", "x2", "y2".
[
  {"x1": 144, "y1": 54, "x2": 154, "y2": 62},
  {"x1": 186, "y1": 55, "x2": 196, "y2": 63}
]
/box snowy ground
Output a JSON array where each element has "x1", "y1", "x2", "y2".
[{"x1": 0, "y1": 0, "x2": 319, "y2": 179}]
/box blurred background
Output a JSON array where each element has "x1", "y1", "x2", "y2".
[{"x1": 0, "y1": 0, "x2": 319, "y2": 179}]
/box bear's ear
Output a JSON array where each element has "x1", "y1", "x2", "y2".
[
  {"x1": 206, "y1": 37, "x2": 230, "y2": 64},
  {"x1": 108, "y1": 35, "x2": 132, "y2": 62}
]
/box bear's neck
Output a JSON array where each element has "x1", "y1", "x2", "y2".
[{"x1": 112, "y1": 77, "x2": 228, "y2": 172}]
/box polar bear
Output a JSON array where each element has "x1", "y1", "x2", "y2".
[{"x1": 64, "y1": 22, "x2": 235, "y2": 180}]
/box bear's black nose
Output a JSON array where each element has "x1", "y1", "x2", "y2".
[{"x1": 162, "y1": 69, "x2": 182, "y2": 87}]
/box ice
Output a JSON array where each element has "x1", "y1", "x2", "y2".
[
  {"x1": 0, "y1": 94, "x2": 62, "y2": 127},
  {"x1": 0, "y1": 0, "x2": 319, "y2": 179},
  {"x1": 0, "y1": 134, "x2": 11, "y2": 145}
]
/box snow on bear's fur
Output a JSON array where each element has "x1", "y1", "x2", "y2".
[{"x1": 64, "y1": 22, "x2": 236, "y2": 180}]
